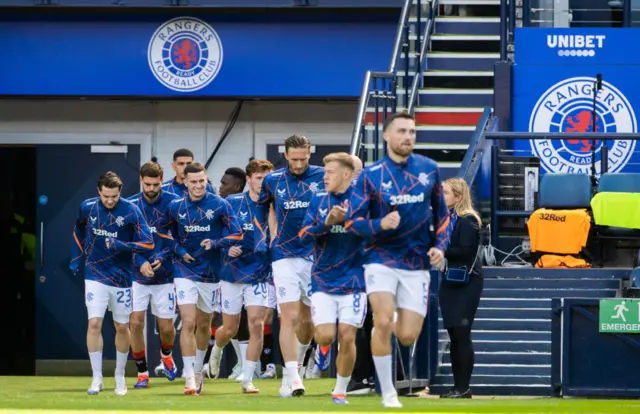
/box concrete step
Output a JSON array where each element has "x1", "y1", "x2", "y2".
[
  {"x1": 364, "y1": 125, "x2": 475, "y2": 144},
  {"x1": 429, "y1": 383, "x2": 551, "y2": 396},
  {"x1": 409, "y1": 14, "x2": 501, "y2": 35},
  {"x1": 481, "y1": 288, "x2": 618, "y2": 299},
  {"x1": 447, "y1": 330, "x2": 551, "y2": 342},
  {"x1": 410, "y1": 88, "x2": 494, "y2": 107},
  {"x1": 442, "y1": 351, "x2": 551, "y2": 365},
  {"x1": 421, "y1": 71, "x2": 494, "y2": 89},
  {"x1": 456, "y1": 339, "x2": 552, "y2": 353},
  {"x1": 483, "y1": 278, "x2": 621, "y2": 290},
  {"x1": 438, "y1": 362, "x2": 551, "y2": 376},
  {"x1": 435, "y1": 373, "x2": 550, "y2": 386},
  {"x1": 479, "y1": 298, "x2": 551, "y2": 308},
  {"x1": 475, "y1": 307, "x2": 551, "y2": 319},
  {"x1": 482, "y1": 267, "x2": 630, "y2": 280},
  {"x1": 464, "y1": 318, "x2": 550, "y2": 332},
  {"x1": 366, "y1": 106, "x2": 483, "y2": 126},
  {"x1": 434, "y1": 17, "x2": 500, "y2": 36},
  {"x1": 427, "y1": 52, "x2": 499, "y2": 71}
]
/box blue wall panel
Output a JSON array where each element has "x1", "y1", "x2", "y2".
[{"x1": 0, "y1": 12, "x2": 396, "y2": 97}]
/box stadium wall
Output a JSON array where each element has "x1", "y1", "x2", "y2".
[{"x1": 0, "y1": 100, "x2": 356, "y2": 186}]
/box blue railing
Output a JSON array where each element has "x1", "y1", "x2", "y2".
[
  {"x1": 458, "y1": 108, "x2": 494, "y2": 186},
  {"x1": 407, "y1": 0, "x2": 438, "y2": 114},
  {"x1": 350, "y1": 0, "x2": 437, "y2": 159},
  {"x1": 500, "y1": 0, "x2": 637, "y2": 61}
]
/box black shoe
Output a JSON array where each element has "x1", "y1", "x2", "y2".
[
  {"x1": 346, "y1": 378, "x2": 375, "y2": 395},
  {"x1": 439, "y1": 389, "x2": 458, "y2": 398},
  {"x1": 444, "y1": 389, "x2": 472, "y2": 399}
]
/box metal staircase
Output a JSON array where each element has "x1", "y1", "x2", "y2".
[{"x1": 351, "y1": 0, "x2": 500, "y2": 180}]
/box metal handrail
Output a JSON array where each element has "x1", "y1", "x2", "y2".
[
  {"x1": 349, "y1": 0, "x2": 414, "y2": 156},
  {"x1": 349, "y1": 71, "x2": 395, "y2": 156},
  {"x1": 350, "y1": 71, "x2": 374, "y2": 156},
  {"x1": 388, "y1": 0, "x2": 414, "y2": 74},
  {"x1": 407, "y1": 0, "x2": 438, "y2": 113},
  {"x1": 458, "y1": 108, "x2": 492, "y2": 179}
]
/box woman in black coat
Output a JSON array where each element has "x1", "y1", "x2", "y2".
[{"x1": 439, "y1": 177, "x2": 483, "y2": 399}]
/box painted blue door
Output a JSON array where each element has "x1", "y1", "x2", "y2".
[{"x1": 36, "y1": 144, "x2": 140, "y2": 361}]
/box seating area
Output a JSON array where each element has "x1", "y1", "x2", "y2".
[{"x1": 534, "y1": 172, "x2": 640, "y2": 267}]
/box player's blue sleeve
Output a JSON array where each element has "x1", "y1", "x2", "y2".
[
  {"x1": 157, "y1": 201, "x2": 182, "y2": 258},
  {"x1": 108, "y1": 205, "x2": 155, "y2": 253},
  {"x1": 211, "y1": 200, "x2": 244, "y2": 249},
  {"x1": 299, "y1": 196, "x2": 330, "y2": 242},
  {"x1": 152, "y1": 211, "x2": 175, "y2": 263},
  {"x1": 133, "y1": 252, "x2": 149, "y2": 269},
  {"x1": 154, "y1": 232, "x2": 174, "y2": 263},
  {"x1": 431, "y1": 168, "x2": 451, "y2": 252},
  {"x1": 173, "y1": 228, "x2": 188, "y2": 258},
  {"x1": 345, "y1": 173, "x2": 384, "y2": 237},
  {"x1": 257, "y1": 175, "x2": 273, "y2": 205},
  {"x1": 69, "y1": 205, "x2": 86, "y2": 275}
]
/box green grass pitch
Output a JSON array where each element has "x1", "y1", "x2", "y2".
[{"x1": 0, "y1": 377, "x2": 638, "y2": 413}]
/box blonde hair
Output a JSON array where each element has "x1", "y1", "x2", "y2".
[
  {"x1": 323, "y1": 152, "x2": 355, "y2": 170},
  {"x1": 444, "y1": 177, "x2": 481, "y2": 227}
]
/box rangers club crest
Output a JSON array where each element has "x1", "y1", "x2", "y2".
[
  {"x1": 148, "y1": 17, "x2": 223, "y2": 93},
  {"x1": 529, "y1": 76, "x2": 637, "y2": 175}
]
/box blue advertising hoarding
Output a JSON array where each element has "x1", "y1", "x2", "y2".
[
  {"x1": 0, "y1": 13, "x2": 395, "y2": 97},
  {"x1": 513, "y1": 28, "x2": 640, "y2": 175}
]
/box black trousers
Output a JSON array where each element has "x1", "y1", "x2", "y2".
[{"x1": 439, "y1": 275, "x2": 483, "y2": 391}]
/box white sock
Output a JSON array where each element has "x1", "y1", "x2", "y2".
[
  {"x1": 194, "y1": 348, "x2": 207, "y2": 373},
  {"x1": 212, "y1": 343, "x2": 224, "y2": 359},
  {"x1": 373, "y1": 355, "x2": 395, "y2": 397},
  {"x1": 239, "y1": 341, "x2": 248, "y2": 369},
  {"x1": 115, "y1": 351, "x2": 128, "y2": 377},
  {"x1": 297, "y1": 339, "x2": 311, "y2": 366},
  {"x1": 182, "y1": 356, "x2": 195, "y2": 378},
  {"x1": 231, "y1": 339, "x2": 242, "y2": 366},
  {"x1": 334, "y1": 374, "x2": 351, "y2": 395},
  {"x1": 285, "y1": 361, "x2": 300, "y2": 383},
  {"x1": 243, "y1": 360, "x2": 258, "y2": 385},
  {"x1": 89, "y1": 351, "x2": 103, "y2": 380}
]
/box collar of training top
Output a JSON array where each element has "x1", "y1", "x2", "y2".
[{"x1": 384, "y1": 152, "x2": 414, "y2": 168}]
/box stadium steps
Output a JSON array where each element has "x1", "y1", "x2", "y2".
[
  {"x1": 429, "y1": 267, "x2": 624, "y2": 396},
  {"x1": 362, "y1": 1, "x2": 500, "y2": 178}
]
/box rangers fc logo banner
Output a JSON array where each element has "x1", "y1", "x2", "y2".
[{"x1": 512, "y1": 28, "x2": 640, "y2": 176}]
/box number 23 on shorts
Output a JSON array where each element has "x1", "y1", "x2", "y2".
[{"x1": 116, "y1": 289, "x2": 132, "y2": 308}]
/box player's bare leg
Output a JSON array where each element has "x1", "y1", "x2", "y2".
[
  {"x1": 259, "y1": 308, "x2": 277, "y2": 379},
  {"x1": 334, "y1": 324, "x2": 357, "y2": 404},
  {"x1": 157, "y1": 317, "x2": 177, "y2": 381},
  {"x1": 279, "y1": 300, "x2": 306, "y2": 396},
  {"x1": 369, "y1": 292, "x2": 402, "y2": 408},
  {"x1": 86, "y1": 317, "x2": 104, "y2": 395},
  {"x1": 113, "y1": 320, "x2": 131, "y2": 396},
  {"x1": 179, "y1": 304, "x2": 198, "y2": 395},
  {"x1": 202, "y1": 312, "x2": 220, "y2": 378},
  {"x1": 209, "y1": 312, "x2": 240, "y2": 378},
  {"x1": 242, "y1": 305, "x2": 267, "y2": 393},
  {"x1": 193, "y1": 308, "x2": 213, "y2": 395},
  {"x1": 295, "y1": 302, "x2": 314, "y2": 377},
  {"x1": 396, "y1": 308, "x2": 424, "y2": 347},
  {"x1": 129, "y1": 311, "x2": 150, "y2": 388}
]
